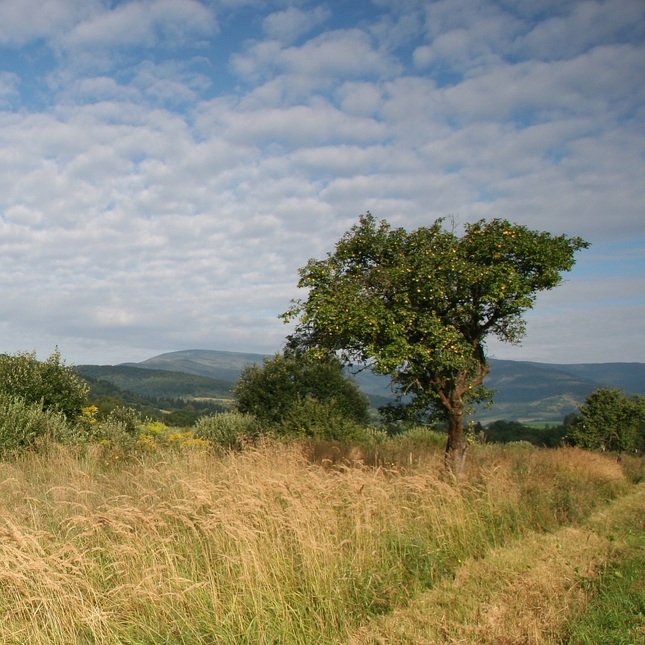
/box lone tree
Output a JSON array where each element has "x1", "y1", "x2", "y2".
[
  {"x1": 282, "y1": 213, "x2": 588, "y2": 475},
  {"x1": 567, "y1": 388, "x2": 645, "y2": 454}
]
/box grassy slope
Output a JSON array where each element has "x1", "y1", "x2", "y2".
[{"x1": 0, "y1": 442, "x2": 642, "y2": 644}]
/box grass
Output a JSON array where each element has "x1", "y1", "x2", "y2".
[
  {"x1": 347, "y1": 484, "x2": 645, "y2": 645},
  {"x1": 562, "y1": 485, "x2": 645, "y2": 644},
  {"x1": 0, "y1": 439, "x2": 640, "y2": 644}
]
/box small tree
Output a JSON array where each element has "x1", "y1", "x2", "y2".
[
  {"x1": 567, "y1": 388, "x2": 645, "y2": 453},
  {"x1": 0, "y1": 349, "x2": 89, "y2": 419},
  {"x1": 234, "y1": 349, "x2": 370, "y2": 429},
  {"x1": 282, "y1": 213, "x2": 588, "y2": 475}
]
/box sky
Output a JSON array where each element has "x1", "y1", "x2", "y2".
[{"x1": 0, "y1": 0, "x2": 644, "y2": 367}]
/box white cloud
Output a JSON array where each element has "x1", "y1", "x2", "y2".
[
  {"x1": 262, "y1": 5, "x2": 330, "y2": 43},
  {"x1": 0, "y1": 0, "x2": 97, "y2": 45},
  {"x1": 0, "y1": 0, "x2": 643, "y2": 366},
  {"x1": 517, "y1": 0, "x2": 645, "y2": 60},
  {"x1": 231, "y1": 28, "x2": 402, "y2": 86},
  {"x1": 214, "y1": 99, "x2": 387, "y2": 146},
  {"x1": 61, "y1": 0, "x2": 217, "y2": 50},
  {"x1": 335, "y1": 81, "x2": 383, "y2": 116},
  {"x1": 436, "y1": 44, "x2": 645, "y2": 125},
  {"x1": 418, "y1": 0, "x2": 522, "y2": 53}
]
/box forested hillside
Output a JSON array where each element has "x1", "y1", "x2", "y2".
[
  {"x1": 77, "y1": 350, "x2": 645, "y2": 425},
  {"x1": 74, "y1": 364, "x2": 232, "y2": 425}
]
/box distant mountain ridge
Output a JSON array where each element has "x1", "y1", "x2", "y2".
[
  {"x1": 110, "y1": 349, "x2": 645, "y2": 424},
  {"x1": 126, "y1": 349, "x2": 267, "y2": 382}
]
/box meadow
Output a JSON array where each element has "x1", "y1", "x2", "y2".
[{"x1": 0, "y1": 434, "x2": 643, "y2": 644}]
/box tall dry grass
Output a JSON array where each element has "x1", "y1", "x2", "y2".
[{"x1": 0, "y1": 440, "x2": 633, "y2": 644}]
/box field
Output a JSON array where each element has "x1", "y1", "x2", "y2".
[{"x1": 0, "y1": 438, "x2": 643, "y2": 644}]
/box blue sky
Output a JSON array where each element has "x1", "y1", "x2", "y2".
[{"x1": 0, "y1": 0, "x2": 644, "y2": 366}]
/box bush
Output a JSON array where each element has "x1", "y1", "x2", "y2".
[
  {"x1": 234, "y1": 350, "x2": 370, "y2": 428},
  {"x1": 194, "y1": 412, "x2": 261, "y2": 450},
  {"x1": 105, "y1": 406, "x2": 142, "y2": 435},
  {"x1": 279, "y1": 397, "x2": 373, "y2": 441},
  {"x1": 0, "y1": 393, "x2": 70, "y2": 455},
  {"x1": 567, "y1": 388, "x2": 645, "y2": 453},
  {"x1": 0, "y1": 349, "x2": 89, "y2": 419}
]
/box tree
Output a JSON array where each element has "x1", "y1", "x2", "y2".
[
  {"x1": 0, "y1": 349, "x2": 89, "y2": 419},
  {"x1": 567, "y1": 388, "x2": 645, "y2": 453},
  {"x1": 234, "y1": 350, "x2": 370, "y2": 429},
  {"x1": 282, "y1": 213, "x2": 588, "y2": 475}
]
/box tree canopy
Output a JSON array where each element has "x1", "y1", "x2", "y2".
[
  {"x1": 282, "y1": 213, "x2": 588, "y2": 474},
  {"x1": 567, "y1": 388, "x2": 645, "y2": 453},
  {"x1": 233, "y1": 350, "x2": 370, "y2": 433}
]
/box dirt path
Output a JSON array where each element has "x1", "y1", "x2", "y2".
[{"x1": 346, "y1": 485, "x2": 645, "y2": 645}]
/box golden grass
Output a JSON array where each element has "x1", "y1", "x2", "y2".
[{"x1": 0, "y1": 441, "x2": 636, "y2": 644}]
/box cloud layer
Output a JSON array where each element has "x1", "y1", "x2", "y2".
[{"x1": 0, "y1": 0, "x2": 643, "y2": 365}]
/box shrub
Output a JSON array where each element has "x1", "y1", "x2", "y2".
[
  {"x1": 0, "y1": 393, "x2": 70, "y2": 455},
  {"x1": 234, "y1": 350, "x2": 370, "y2": 427},
  {"x1": 194, "y1": 412, "x2": 261, "y2": 450},
  {"x1": 567, "y1": 388, "x2": 645, "y2": 453},
  {"x1": 0, "y1": 349, "x2": 89, "y2": 419},
  {"x1": 135, "y1": 421, "x2": 210, "y2": 452},
  {"x1": 105, "y1": 406, "x2": 142, "y2": 435}
]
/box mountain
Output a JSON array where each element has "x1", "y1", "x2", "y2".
[
  {"x1": 124, "y1": 349, "x2": 267, "y2": 382},
  {"x1": 552, "y1": 363, "x2": 645, "y2": 394},
  {"x1": 82, "y1": 349, "x2": 644, "y2": 425}
]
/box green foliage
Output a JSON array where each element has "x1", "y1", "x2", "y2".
[
  {"x1": 0, "y1": 393, "x2": 70, "y2": 455},
  {"x1": 75, "y1": 364, "x2": 232, "y2": 399},
  {"x1": 105, "y1": 406, "x2": 143, "y2": 435},
  {"x1": 234, "y1": 350, "x2": 370, "y2": 429},
  {"x1": 280, "y1": 397, "x2": 369, "y2": 441},
  {"x1": 193, "y1": 412, "x2": 261, "y2": 450},
  {"x1": 483, "y1": 419, "x2": 568, "y2": 447},
  {"x1": 0, "y1": 350, "x2": 86, "y2": 417},
  {"x1": 0, "y1": 349, "x2": 89, "y2": 419},
  {"x1": 567, "y1": 388, "x2": 645, "y2": 453},
  {"x1": 282, "y1": 213, "x2": 588, "y2": 473},
  {"x1": 78, "y1": 367, "x2": 230, "y2": 425},
  {"x1": 89, "y1": 389, "x2": 227, "y2": 428}
]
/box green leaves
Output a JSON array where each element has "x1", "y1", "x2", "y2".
[
  {"x1": 0, "y1": 349, "x2": 89, "y2": 420},
  {"x1": 284, "y1": 213, "x2": 588, "y2": 431},
  {"x1": 233, "y1": 350, "x2": 370, "y2": 430},
  {"x1": 567, "y1": 388, "x2": 645, "y2": 453}
]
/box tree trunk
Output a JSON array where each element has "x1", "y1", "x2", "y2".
[
  {"x1": 438, "y1": 361, "x2": 488, "y2": 479},
  {"x1": 444, "y1": 408, "x2": 468, "y2": 479}
]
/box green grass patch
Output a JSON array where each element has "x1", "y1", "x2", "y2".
[{"x1": 564, "y1": 497, "x2": 645, "y2": 644}]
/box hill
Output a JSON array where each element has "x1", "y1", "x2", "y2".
[
  {"x1": 125, "y1": 349, "x2": 267, "y2": 382},
  {"x1": 76, "y1": 363, "x2": 233, "y2": 400},
  {"x1": 80, "y1": 349, "x2": 644, "y2": 425},
  {"x1": 74, "y1": 363, "x2": 234, "y2": 425}
]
